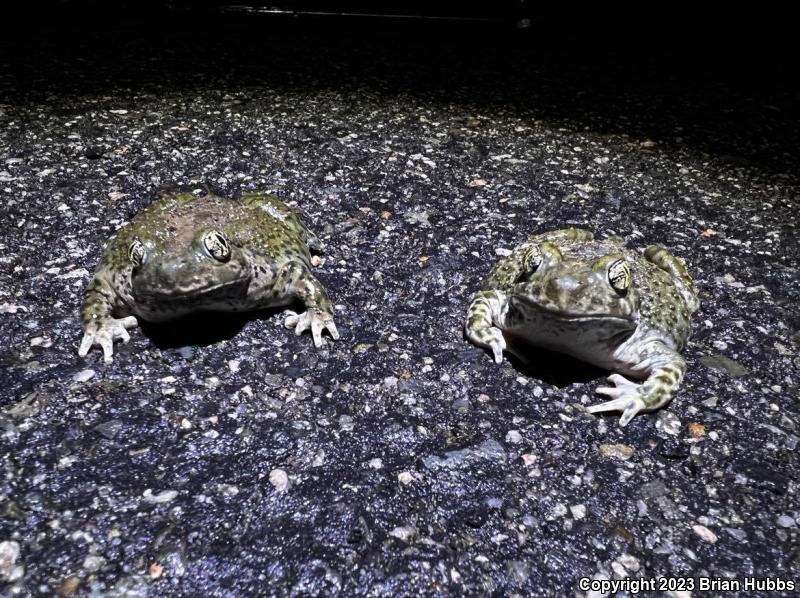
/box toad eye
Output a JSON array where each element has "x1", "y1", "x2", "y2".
[
  {"x1": 523, "y1": 244, "x2": 543, "y2": 273},
  {"x1": 608, "y1": 258, "x2": 631, "y2": 293},
  {"x1": 128, "y1": 240, "x2": 146, "y2": 267},
  {"x1": 202, "y1": 230, "x2": 230, "y2": 262}
]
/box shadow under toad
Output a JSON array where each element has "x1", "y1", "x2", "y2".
[
  {"x1": 502, "y1": 337, "x2": 606, "y2": 388},
  {"x1": 139, "y1": 304, "x2": 295, "y2": 349}
]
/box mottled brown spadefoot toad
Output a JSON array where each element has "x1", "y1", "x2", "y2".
[
  {"x1": 79, "y1": 192, "x2": 339, "y2": 362},
  {"x1": 465, "y1": 228, "x2": 699, "y2": 426}
]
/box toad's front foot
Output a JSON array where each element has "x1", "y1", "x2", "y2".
[
  {"x1": 587, "y1": 373, "x2": 647, "y2": 427},
  {"x1": 465, "y1": 323, "x2": 507, "y2": 364},
  {"x1": 284, "y1": 308, "x2": 340, "y2": 347},
  {"x1": 78, "y1": 316, "x2": 138, "y2": 363}
]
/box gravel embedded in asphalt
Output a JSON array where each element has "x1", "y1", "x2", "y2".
[{"x1": 1, "y1": 25, "x2": 799, "y2": 596}]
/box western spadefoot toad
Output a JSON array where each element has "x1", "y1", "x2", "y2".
[
  {"x1": 79, "y1": 191, "x2": 339, "y2": 362},
  {"x1": 465, "y1": 228, "x2": 699, "y2": 426}
]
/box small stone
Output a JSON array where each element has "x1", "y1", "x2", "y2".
[
  {"x1": 73, "y1": 369, "x2": 95, "y2": 383},
  {"x1": 0, "y1": 541, "x2": 23, "y2": 582},
  {"x1": 598, "y1": 443, "x2": 634, "y2": 461},
  {"x1": 505, "y1": 430, "x2": 523, "y2": 444},
  {"x1": 82, "y1": 555, "x2": 105, "y2": 572},
  {"x1": 59, "y1": 268, "x2": 88, "y2": 279},
  {"x1": 655, "y1": 411, "x2": 681, "y2": 435},
  {"x1": 687, "y1": 422, "x2": 706, "y2": 438},
  {"x1": 30, "y1": 336, "x2": 52, "y2": 347},
  {"x1": 570, "y1": 504, "x2": 586, "y2": 520},
  {"x1": 725, "y1": 527, "x2": 747, "y2": 542},
  {"x1": 176, "y1": 346, "x2": 196, "y2": 360},
  {"x1": 269, "y1": 468, "x2": 289, "y2": 492},
  {"x1": 389, "y1": 526, "x2": 417, "y2": 542},
  {"x1": 618, "y1": 554, "x2": 640, "y2": 572},
  {"x1": 520, "y1": 453, "x2": 537, "y2": 467},
  {"x1": 692, "y1": 524, "x2": 718, "y2": 543},
  {"x1": 142, "y1": 489, "x2": 178, "y2": 504},
  {"x1": 397, "y1": 471, "x2": 414, "y2": 485},
  {"x1": 777, "y1": 514, "x2": 796, "y2": 528},
  {"x1": 0, "y1": 303, "x2": 27, "y2": 314},
  {"x1": 451, "y1": 397, "x2": 472, "y2": 412},
  {"x1": 58, "y1": 576, "x2": 81, "y2": 597},
  {"x1": 93, "y1": 419, "x2": 125, "y2": 440},
  {"x1": 506, "y1": 560, "x2": 530, "y2": 584},
  {"x1": 217, "y1": 484, "x2": 239, "y2": 497},
  {"x1": 699, "y1": 354, "x2": 750, "y2": 377},
  {"x1": 149, "y1": 562, "x2": 163, "y2": 579},
  {"x1": 367, "y1": 458, "x2": 383, "y2": 470}
]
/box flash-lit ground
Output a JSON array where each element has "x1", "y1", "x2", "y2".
[{"x1": 1, "y1": 21, "x2": 799, "y2": 597}]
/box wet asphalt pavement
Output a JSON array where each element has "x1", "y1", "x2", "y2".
[{"x1": 1, "y1": 20, "x2": 799, "y2": 597}]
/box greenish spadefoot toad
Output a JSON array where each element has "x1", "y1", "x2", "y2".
[
  {"x1": 465, "y1": 228, "x2": 699, "y2": 426},
  {"x1": 79, "y1": 192, "x2": 339, "y2": 362}
]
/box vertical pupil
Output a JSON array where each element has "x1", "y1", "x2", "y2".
[
  {"x1": 609, "y1": 260, "x2": 628, "y2": 289},
  {"x1": 206, "y1": 232, "x2": 227, "y2": 257},
  {"x1": 130, "y1": 242, "x2": 144, "y2": 264}
]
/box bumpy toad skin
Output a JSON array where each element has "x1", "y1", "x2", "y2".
[
  {"x1": 79, "y1": 192, "x2": 339, "y2": 362},
  {"x1": 465, "y1": 228, "x2": 699, "y2": 426}
]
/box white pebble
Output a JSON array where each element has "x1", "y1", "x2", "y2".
[
  {"x1": 389, "y1": 526, "x2": 417, "y2": 543},
  {"x1": 692, "y1": 524, "x2": 718, "y2": 543},
  {"x1": 570, "y1": 504, "x2": 586, "y2": 520},
  {"x1": 0, "y1": 541, "x2": 23, "y2": 582},
  {"x1": 73, "y1": 369, "x2": 95, "y2": 383},
  {"x1": 656, "y1": 411, "x2": 682, "y2": 436},
  {"x1": 618, "y1": 553, "x2": 640, "y2": 572},
  {"x1": 505, "y1": 430, "x2": 523, "y2": 444},
  {"x1": 142, "y1": 489, "x2": 178, "y2": 504},
  {"x1": 397, "y1": 471, "x2": 414, "y2": 485},
  {"x1": 269, "y1": 468, "x2": 289, "y2": 492}
]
